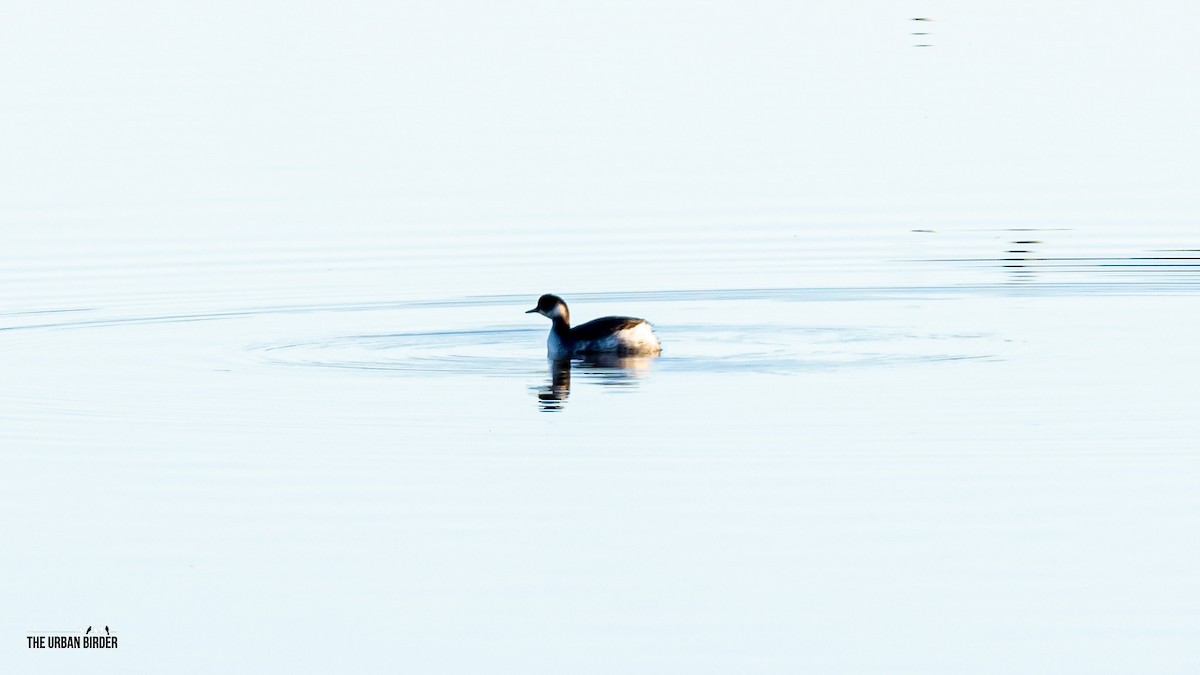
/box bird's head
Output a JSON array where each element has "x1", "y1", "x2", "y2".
[{"x1": 525, "y1": 294, "x2": 569, "y2": 323}]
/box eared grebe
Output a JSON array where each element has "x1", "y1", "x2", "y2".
[{"x1": 526, "y1": 294, "x2": 662, "y2": 359}]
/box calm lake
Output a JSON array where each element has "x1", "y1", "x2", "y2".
[{"x1": 3, "y1": 2, "x2": 1199, "y2": 673}]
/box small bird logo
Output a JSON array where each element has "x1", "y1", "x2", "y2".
[
  {"x1": 105, "y1": 626, "x2": 110, "y2": 636},
  {"x1": 85, "y1": 626, "x2": 92, "y2": 635}
]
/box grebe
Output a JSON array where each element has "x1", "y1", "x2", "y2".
[{"x1": 526, "y1": 294, "x2": 661, "y2": 359}]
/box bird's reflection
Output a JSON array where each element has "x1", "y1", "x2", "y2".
[
  {"x1": 534, "y1": 355, "x2": 656, "y2": 412},
  {"x1": 537, "y1": 359, "x2": 572, "y2": 411}
]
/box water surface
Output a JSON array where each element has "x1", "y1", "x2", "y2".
[{"x1": 3, "y1": 2, "x2": 1199, "y2": 673}]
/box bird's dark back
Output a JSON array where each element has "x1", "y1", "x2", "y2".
[{"x1": 569, "y1": 316, "x2": 646, "y2": 342}]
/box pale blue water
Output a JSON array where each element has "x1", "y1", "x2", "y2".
[{"x1": 3, "y1": 2, "x2": 1199, "y2": 673}]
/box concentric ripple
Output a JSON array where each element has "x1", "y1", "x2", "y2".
[
  {"x1": 252, "y1": 328, "x2": 544, "y2": 375},
  {"x1": 248, "y1": 319, "x2": 993, "y2": 377}
]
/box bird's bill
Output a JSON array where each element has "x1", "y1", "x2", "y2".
[{"x1": 525, "y1": 308, "x2": 541, "y2": 314}]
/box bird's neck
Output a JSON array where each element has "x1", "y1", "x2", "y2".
[{"x1": 550, "y1": 316, "x2": 572, "y2": 343}]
